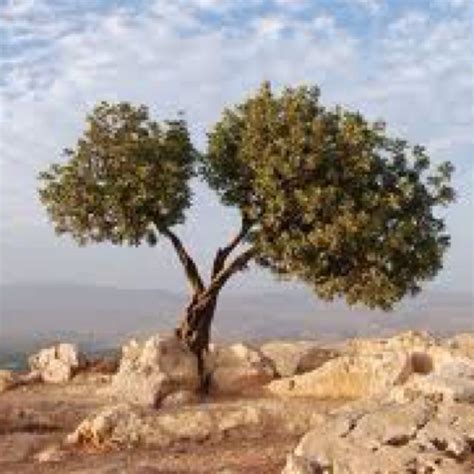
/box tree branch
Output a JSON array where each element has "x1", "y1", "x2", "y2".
[
  {"x1": 211, "y1": 216, "x2": 253, "y2": 278},
  {"x1": 206, "y1": 247, "x2": 256, "y2": 298},
  {"x1": 160, "y1": 228, "x2": 205, "y2": 295}
]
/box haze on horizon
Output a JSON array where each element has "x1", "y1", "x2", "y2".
[{"x1": 1, "y1": 0, "x2": 473, "y2": 301}]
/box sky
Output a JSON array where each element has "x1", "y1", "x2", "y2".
[{"x1": 0, "y1": 0, "x2": 473, "y2": 296}]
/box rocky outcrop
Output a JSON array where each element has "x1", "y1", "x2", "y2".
[
  {"x1": 284, "y1": 398, "x2": 474, "y2": 474},
  {"x1": 268, "y1": 331, "x2": 474, "y2": 401},
  {"x1": 28, "y1": 343, "x2": 86, "y2": 383},
  {"x1": 66, "y1": 397, "x2": 335, "y2": 451},
  {"x1": 208, "y1": 343, "x2": 275, "y2": 394},
  {"x1": 267, "y1": 350, "x2": 412, "y2": 399},
  {"x1": 260, "y1": 341, "x2": 337, "y2": 377},
  {"x1": 444, "y1": 333, "x2": 474, "y2": 360},
  {"x1": 110, "y1": 334, "x2": 199, "y2": 407},
  {"x1": 390, "y1": 358, "x2": 474, "y2": 404}
]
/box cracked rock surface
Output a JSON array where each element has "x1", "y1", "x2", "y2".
[{"x1": 283, "y1": 398, "x2": 474, "y2": 473}]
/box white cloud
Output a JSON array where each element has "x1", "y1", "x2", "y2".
[{"x1": 0, "y1": 1, "x2": 472, "y2": 292}]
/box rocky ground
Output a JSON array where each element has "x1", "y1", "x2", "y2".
[
  {"x1": 0, "y1": 376, "x2": 342, "y2": 473},
  {"x1": 1, "y1": 331, "x2": 473, "y2": 473}
]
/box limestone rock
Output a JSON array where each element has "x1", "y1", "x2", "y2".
[
  {"x1": 209, "y1": 343, "x2": 275, "y2": 394},
  {"x1": 28, "y1": 343, "x2": 85, "y2": 383},
  {"x1": 286, "y1": 398, "x2": 474, "y2": 474},
  {"x1": 66, "y1": 404, "x2": 152, "y2": 448},
  {"x1": 110, "y1": 334, "x2": 199, "y2": 407},
  {"x1": 282, "y1": 454, "x2": 318, "y2": 474},
  {"x1": 390, "y1": 358, "x2": 474, "y2": 403},
  {"x1": 260, "y1": 341, "x2": 337, "y2": 377},
  {"x1": 0, "y1": 370, "x2": 19, "y2": 393},
  {"x1": 66, "y1": 396, "x2": 333, "y2": 452},
  {"x1": 267, "y1": 350, "x2": 411, "y2": 399},
  {"x1": 445, "y1": 333, "x2": 474, "y2": 360}
]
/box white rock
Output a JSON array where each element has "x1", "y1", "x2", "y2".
[
  {"x1": 390, "y1": 358, "x2": 474, "y2": 403},
  {"x1": 28, "y1": 343, "x2": 85, "y2": 383},
  {"x1": 267, "y1": 350, "x2": 412, "y2": 399},
  {"x1": 110, "y1": 334, "x2": 199, "y2": 407},
  {"x1": 260, "y1": 340, "x2": 337, "y2": 377},
  {"x1": 209, "y1": 343, "x2": 275, "y2": 394},
  {"x1": 281, "y1": 454, "x2": 317, "y2": 474},
  {"x1": 444, "y1": 333, "x2": 474, "y2": 360},
  {"x1": 287, "y1": 398, "x2": 474, "y2": 474}
]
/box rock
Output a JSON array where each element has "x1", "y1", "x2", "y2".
[
  {"x1": 35, "y1": 445, "x2": 68, "y2": 463},
  {"x1": 282, "y1": 454, "x2": 319, "y2": 474},
  {"x1": 260, "y1": 341, "x2": 337, "y2": 377},
  {"x1": 17, "y1": 370, "x2": 42, "y2": 384},
  {"x1": 209, "y1": 343, "x2": 275, "y2": 394},
  {"x1": 0, "y1": 370, "x2": 19, "y2": 393},
  {"x1": 267, "y1": 350, "x2": 412, "y2": 399},
  {"x1": 66, "y1": 397, "x2": 332, "y2": 451},
  {"x1": 66, "y1": 404, "x2": 152, "y2": 448},
  {"x1": 445, "y1": 333, "x2": 474, "y2": 360},
  {"x1": 160, "y1": 390, "x2": 199, "y2": 408},
  {"x1": 346, "y1": 330, "x2": 438, "y2": 355},
  {"x1": 110, "y1": 334, "x2": 199, "y2": 407},
  {"x1": 286, "y1": 398, "x2": 474, "y2": 474},
  {"x1": 390, "y1": 358, "x2": 474, "y2": 403},
  {"x1": 157, "y1": 409, "x2": 214, "y2": 441},
  {"x1": 28, "y1": 343, "x2": 85, "y2": 383}
]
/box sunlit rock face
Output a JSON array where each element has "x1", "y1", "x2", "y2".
[
  {"x1": 207, "y1": 342, "x2": 276, "y2": 394},
  {"x1": 28, "y1": 343, "x2": 86, "y2": 384},
  {"x1": 284, "y1": 398, "x2": 474, "y2": 474},
  {"x1": 110, "y1": 334, "x2": 200, "y2": 407}
]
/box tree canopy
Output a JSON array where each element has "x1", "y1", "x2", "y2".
[
  {"x1": 38, "y1": 102, "x2": 196, "y2": 246},
  {"x1": 203, "y1": 83, "x2": 454, "y2": 309},
  {"x1": 39, "y1": 83, "x2": 455, "y2": 315}
]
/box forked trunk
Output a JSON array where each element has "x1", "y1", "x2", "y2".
[{"x1": 175, "y1": 292, "x2": 217, "y2": 392}]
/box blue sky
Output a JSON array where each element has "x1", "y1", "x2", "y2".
[{"x1": 0, "y1": 0, "x2": 473, "y2": 295}]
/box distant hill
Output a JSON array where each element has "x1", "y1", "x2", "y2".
[{"x1": 1, "y1": 284, "x2": 472, "y2": 355}]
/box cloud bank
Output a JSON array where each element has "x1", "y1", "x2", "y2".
[{"x1": 1, "y1": 0, "x2": 472, "y2": 293}]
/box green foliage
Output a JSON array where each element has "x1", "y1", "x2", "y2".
[
  {"x1": 203, "y1": 82, "x2": 455, "y2": 309},
  {"x1": 38, "y1": 85, "x2": 455, "y2": 312},
  {"x1": 38, "y1": 102, "x2": 196, "y2": 246}
]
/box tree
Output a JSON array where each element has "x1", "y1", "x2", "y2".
[{"x1": 38, "y1": 83, "x2": 455, "y2": 382}]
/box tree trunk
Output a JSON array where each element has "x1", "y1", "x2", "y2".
[{"x1": 175, "y1": 292, "x2": 218, "y2": 392}]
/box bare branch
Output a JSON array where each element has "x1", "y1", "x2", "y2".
[
  {"x1": 160, "y1": 228, "x2": 205, "y2": 295},
  {"x1": 206, "y1": 247, "x2": 256, "y2": 297},
  {"x1": 211, "y1": 216, "x2": 253, "y2": 278}
]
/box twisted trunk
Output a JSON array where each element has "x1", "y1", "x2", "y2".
[
  {"x1": 159, "y1": 218, "x2": 255, "y2": 391},
  {"x1": 175, "y1": 292, "x2": 218, "y2": 392}
]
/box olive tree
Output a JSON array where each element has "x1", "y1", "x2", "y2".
[{"x1": 38, "y1": 83, "x2": 454, "y2": 377}]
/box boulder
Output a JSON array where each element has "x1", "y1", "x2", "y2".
[
  {"x1": 208, "y1": 343, "x2": 275, "y2": 394},
  {"x1": 0, "y1": 370, "x2": 19, "y2": 393},
  {"x1": 444, "y1": 333, "x2": 474, "y2": 360},
  {"x1": 66, "y1": 404, "x2": 153, "y2": 448},
  {"x1": 28, "y1": 343, "x2": 85, "y2": 383},
  {"x1": 260, "y1": 341, "x2": 337, "y2": 377},
  {"x1": 390, "y1": 357, "x2": 474, "y2": 403},
  {"x1": 286, "y1": 398, "x2": 474, "y2": 474},
  {"x1": 66, "y1": 397, "x2": 333, "y2": 451},
  {"x1": 267, "y1": 350, "x2": 412, "y2": 399},
  {"x1": 110, "y1": 334, "x2": 199, "y2": 407}
]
